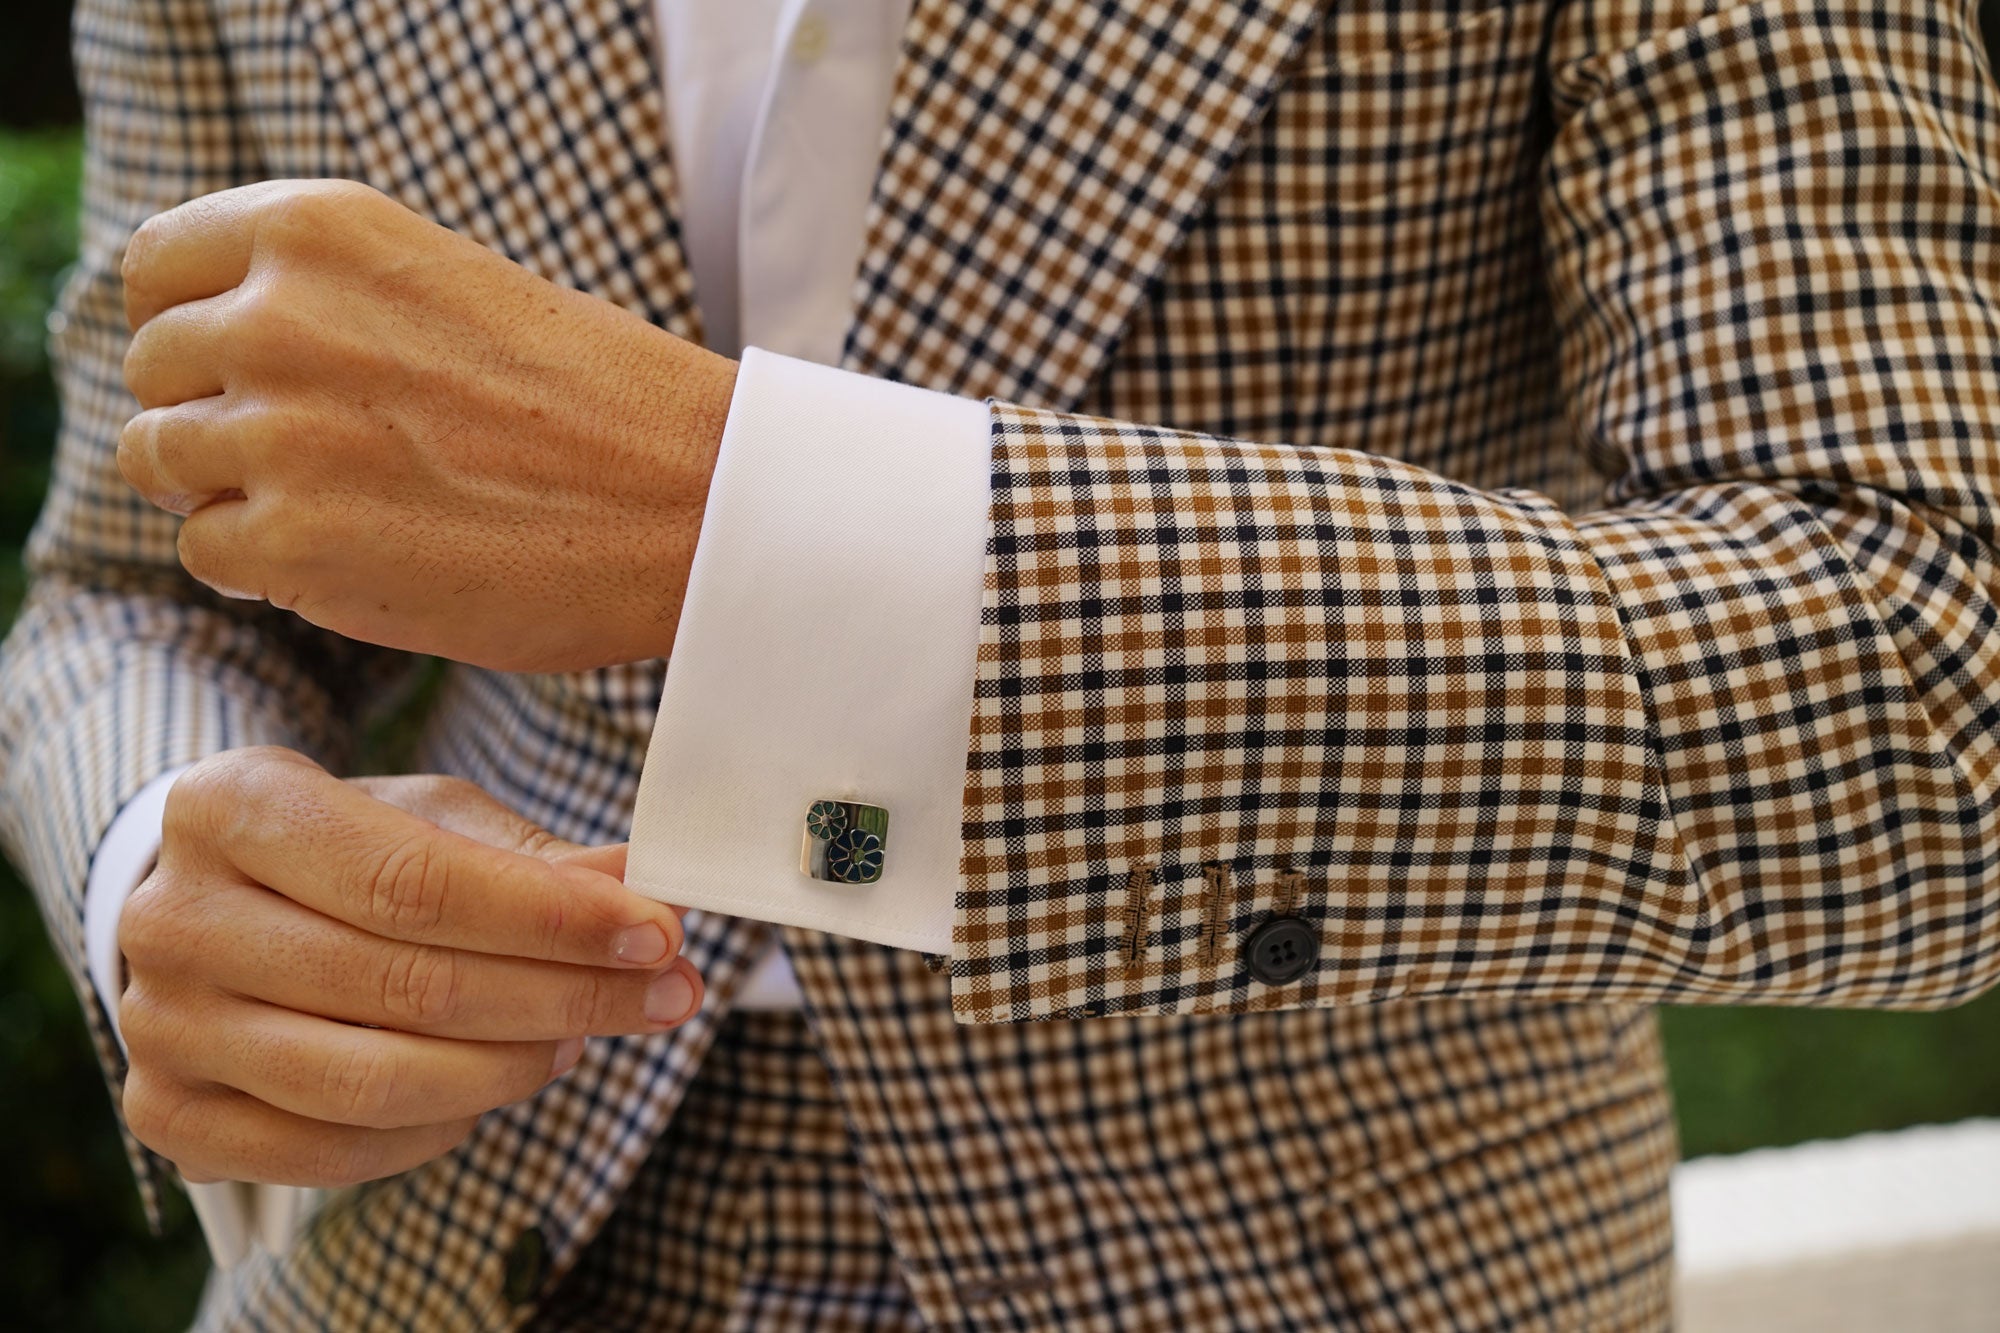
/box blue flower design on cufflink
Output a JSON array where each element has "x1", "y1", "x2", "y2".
[
  {"x1": 802, "y1": 799, "x2": 889, "y2": 885},
  {"x1": 825, "y1": 829, "x2": 885, "y2": 884},
  {"x1": 805, "y1": 800, "x2": 847, "y2": 842}
]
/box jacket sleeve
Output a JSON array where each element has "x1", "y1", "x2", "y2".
[
  {"x1": 948, "y1": 0, "x2": 2000, "y2": 1023},
  {"x1": 0, "y1": 0, "x2": 405, "y2": 1211}
]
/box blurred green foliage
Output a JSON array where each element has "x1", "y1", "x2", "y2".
[
  {"x1": 1663, "y1": 1002, "x2": 2000, "y2": 1158},
  {"x1": 0, "y1": 130, "x2": 74, "y2": 614},
  {"x1": 6, "y1": 91, "x2": 2000, "y2": 1330}
]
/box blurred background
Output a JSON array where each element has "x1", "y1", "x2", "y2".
[{"x1": 2, "y1": 3, "x2": 1998, "y2": 1330}]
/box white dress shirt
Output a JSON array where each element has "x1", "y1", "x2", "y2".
[{"x1": 83, "y1": 0, "x2": 990, "y2": 1266}]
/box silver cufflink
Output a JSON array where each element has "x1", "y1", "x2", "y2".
[{"x1": 802, "y1": 799, "x2": 889, "y2": 884}]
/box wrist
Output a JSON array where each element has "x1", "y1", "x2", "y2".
[
  {"x1": 634, "y1": 343, "x2": 738, "y2": 662},
  {"x1": 679, "y1": 347, "x2": 738, "y2": 488}
]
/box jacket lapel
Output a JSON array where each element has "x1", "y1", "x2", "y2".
[
  {"x1": 842, "y1": 0, "x2": 1326, "y2": 407},
  {"x1": 299, "y1": 0, "x2": 703, "y2": 343}
]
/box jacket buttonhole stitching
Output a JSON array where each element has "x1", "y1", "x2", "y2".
[{"x1": 1118, "y1": 862, "x2": 1155, "y2": 969}]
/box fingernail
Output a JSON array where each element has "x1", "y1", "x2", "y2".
[
  {"x1": 645, "y1": 971, "x2": 697, "y2": 1026},
  {"x1": 612, "y1": 922, "x2": 669, "y2": 966},
  {"x1": 550, "y1": 1036, "x2": 585, "y2": 1080}
]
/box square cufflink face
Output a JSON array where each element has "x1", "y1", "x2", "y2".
[{"x1": 802, "y1": 800, "x2": 890, "y2": 884}]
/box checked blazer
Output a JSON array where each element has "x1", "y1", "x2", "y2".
[{"x1": 3, "y1": 0, "x2": 1997, "y2": 1329}]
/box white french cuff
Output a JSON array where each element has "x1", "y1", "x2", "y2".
[
  {"x1": 85, "y1": 765, "x2": 317, "y2": 1269},
  {"x1": 626, "y1": 348, "x2": 989, "y2": 955}
]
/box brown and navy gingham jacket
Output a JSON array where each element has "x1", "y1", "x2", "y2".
[{"x1": 2, "y1": 0, "x2": 1996, "y2": 1328}]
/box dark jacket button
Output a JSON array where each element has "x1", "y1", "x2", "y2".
[
  {"x1": 1244, "y1": 916, "x2": 1319, "y2": 985},
  {"x1": 502, "y1": 1225, "x2": 549, "y2": 1305}
]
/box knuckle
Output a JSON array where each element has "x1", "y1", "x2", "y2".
[
  {"x1": 321, "y1": 178, "x2": 383, "y2": 209},
  {"x1": 558, "y1": 970, "x2": 612, "y2": 1035},
  {"x1": 115, "y1": 879, "x2": 165, "y2": 967},
  {"x1": 117, "y1": 875, "x2": 191, "y2": 972},
  {"x1": 162, "y1": 755, "x2": 230, "y2": 831},
  {"x1": 121, "y1": 334, "x2": 157, "y2": 402},
  {"x1": 514, "y1": 822, "x2": 563, "y2": 861},
  {"x1": 261, "y1": 181, "x2": 377, "y2": 254},
  {"x1": 118, "y1": 1068, "x2": 172, "y2": 1148},
  {"x1": 363, "y1": 774, "x2": 475, "y2": 826},
  {"x1": 180, "y1": 504, "x2": 260, "y2": 596},
  {"x1": 122, "y1": 219, "x2": 163, "y2": 290},
  {"x1": 381, "y1": 944, "x2": 460, "y2": 1027},
  {"x1": 366, "y1": 834, "x2": 451, "y2": 937},
  {"x1": 122, "y1": 1069, "x2": 204, "y2": 1162},
  {"x1": 234, "y1": 398, "x2": 282, "y2": 454},
  {"x1": 209, "y1": 750, "x2": 293, "y2": 837},
  {"x1": 165, "y1": 757, "x2": 243, "y2": 851},
  {"x1": 175, "y1": 519, "x2": 225, "y2": 590},
  {"x1": 320, "y1": 1042, "x2": 399, "y2": 1127},
  {"x1": 304, "y1": 177, "x2": 372, "y2": 206},
  {"x1": 115, "y1": 979, "x2": 171, "y2": 1058},
  {"x1": 116, "y1": 412, "x2": 156, "y2": 485},
  {"x1": 254, "y1": 504, "x2": 315, "y2": 572},
  {"x1": 345, "y1": 774, "x2": 394, "y2": 800},
  {"x1": 179, "y1": 191, "x2": 235, "y2": 236},
  {"x1": 532, "y1": 888, "x2": 569, "y2": 959},
  {"x1": 230, "y1": 280, "x2": 301, "y2": 352},
  {"x1": 165, "y1": 749, "x2": 310, "y2": 855},
  {"x1": 429, "y1": 775, "x2": 484, "y2": 806},
  {"x1": 260, "y1": 186, "x2": 333, "y2": 243},
  {"x1": 304, "y1": 1134, "x2": 379, "y2": 1189},
  {"x1": 397, "y1": 774, "x2": 451, "y2": 802},
  {"x1": 147, "y1": 414, "x2": 197, "y2": 488}
]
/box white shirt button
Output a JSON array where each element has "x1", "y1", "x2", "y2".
[{"x1": 790, "y1": 13, "x2": 830, "y2": 65}]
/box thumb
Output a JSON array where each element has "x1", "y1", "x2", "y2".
[
  {"x1": 548, "y1": 840, "x2": 688, "y2": 912},
  {"x1": 547, "y1": 843, "x2": 689, "y2": 920},
  {"x1": 349, "y1": 774, "x2": 597, "y2": 863},
  {"x1": 349, "y1": 776, "x2": 688, "y2": 917},
  {"x1": 548, "y1": 841, "x2": 627, "y2": 881}
]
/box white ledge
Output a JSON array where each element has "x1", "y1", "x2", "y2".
[{"x1": 1674, "y1": 1119, "x2": 2000, "y2": 1333}]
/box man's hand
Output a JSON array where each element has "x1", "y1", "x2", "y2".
[
  {"x1": 116, "y1": 747, "x2": 704, "y2": 1188},
  {"x1": 115, "y1": 179, "x2": 738, "y2": 673}
]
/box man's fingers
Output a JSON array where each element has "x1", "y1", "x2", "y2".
[
  {"x1": 180, "y1": 757, "x2": 684, "y2": 967},
  {"x1": 123, "y1": 1068, "x2": 479, "y2": 1189},
  {"x1": 119, "y1": 400, "x2": 252, "y2": 516},
  {"x1": 124, "y1": 179, "x2": 397, "y2": 331},
  {"x1": 156, "y1": 996, "x2": 572, "y2": 1130},
  {"x1": 174, "y1": 493, "x2": 267, "y2": 601},
  {"x1": 123, "y1": 289, "x2": 235, "y2": 408},
  {"x1": 193, "y1": 879, "x2": 703, "y2": 1039},
  {"x1": 123, "y1": 186, "x2": 277, "y2": 331}
]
